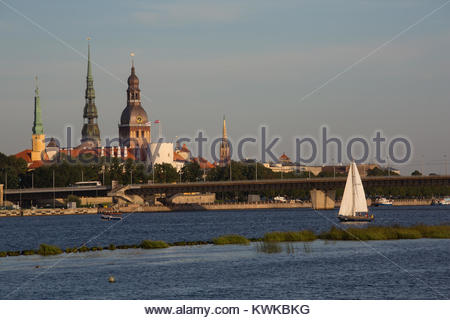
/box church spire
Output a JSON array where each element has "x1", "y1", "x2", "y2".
[
  {"x1": 32, "y1": 76, "x2": 44, "y2": 135},
  {"x1": 219, "y1": 115, "x2": 230, "y2": 167},
  {"x1": 81, "y1": 38, "x2": 101, "y2": 145},
  {"x1": 222, "y1": 115, "x2": 227, "y2": 139}
]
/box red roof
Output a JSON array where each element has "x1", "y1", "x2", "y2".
[
  {"x1": 173, "y1": 152, "x2": 186, "y2": 161},
  {"x1": 192, "y1": 157, "x2": 215, "y2": 169},
  {"x1": 181, "y1": 144, "x2": 190, "y2": 153},
  {"x1": 279, "y1": 153, "x2": 290, "y2": 161}
]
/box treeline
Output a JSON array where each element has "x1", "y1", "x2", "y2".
[{"x1": 1, "y1": 152, "x2": 449, "y2": 198}]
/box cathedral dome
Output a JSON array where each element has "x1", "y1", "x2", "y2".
[{"x1": 120, "y1": 105, "x2": 148, "y2": 125}]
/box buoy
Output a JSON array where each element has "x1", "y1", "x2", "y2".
[
  {"x1": 108, "y1": 276, "x2": 115, "y2": 283},
  {"x1": 35, "y1": 265, "x2": 40, "y2": 269}
]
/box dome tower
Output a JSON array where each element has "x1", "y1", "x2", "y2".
[{"x1": 119, "y1": 54, "x2": 151, "y2": 150}]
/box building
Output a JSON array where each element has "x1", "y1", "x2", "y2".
[
  {"x1": 81, "y1": 40, "x2": 101, "y2": 146},
  {"x1": 119, "y1": 56, "x2": 151, "y2": 150},
  {"x1": 219, "y1": 116, "x2": 230, "y2": 167},
  {"x1": 31, "y1": 77, "x2": 45, "y2": 162},
  {"x1": 149, "y1": 142, "x2": 174, "y2": 166}
]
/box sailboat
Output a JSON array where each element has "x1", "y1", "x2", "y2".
[{"x1": 338, "y1": 161, "x2": 374, "y2": 222}]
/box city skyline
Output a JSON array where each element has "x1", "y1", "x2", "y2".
[{"x1": 1, "y1": 0, "x2": 450, "y2": 174}]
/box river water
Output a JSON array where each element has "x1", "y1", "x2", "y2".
[{"x1": 0, "y1": 206, "x2": 449, "y2": 299}]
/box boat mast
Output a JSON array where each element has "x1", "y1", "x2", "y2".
[{"x1": 351, "y1": 161, "x2": 356, "y2": 216}]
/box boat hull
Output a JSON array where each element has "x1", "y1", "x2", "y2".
[
  {"x1": 338, "y1": 215, "x2": 374, "y2": 222},
  {"x1": 100, "y1": 214, "x2": 123, "y2": 221}
]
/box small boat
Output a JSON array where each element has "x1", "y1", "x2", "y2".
[
  {"x1": 98, "y1": 207, "x2": 123, "y2": 221},
  {"x1": 100, "y1": 214, "x2": 123, "y2": 221},
  {"x1": 338, "y1": 161, "x2": 374, "y2": 222},
  {"x1": 373, "y1": 197, "x2": 393, "y2": 206}
]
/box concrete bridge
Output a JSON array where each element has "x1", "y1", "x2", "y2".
[{"x1": 3, "y1": 175, "x2": 450, "y2": 209}]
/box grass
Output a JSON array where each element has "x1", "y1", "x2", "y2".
[
  {"x1": 37, "y1": 244, "x2": 63, "y2": 256},
  {"x1": 140, "y1": 240, "x2": 170, "y2": 249},
  {"x1": 318, "y1": 225, "x2": 450, "y2": 241},
  {"x1": 263, "y1": 230, "x2": 316, "y2": 242},
  {"x1": 212, "y1": 234, "x2": 250, "y2": 245}
]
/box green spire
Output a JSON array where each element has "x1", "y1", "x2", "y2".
[
  {"x1": 32, "y1": 76, "x2": 44, "y2": 135},
  {"x1": 82, "y1": 38, "x2": 100, "y2": 144},
  {"x1": 85, "y1": 38, "x2": 95, "y2": 100}
]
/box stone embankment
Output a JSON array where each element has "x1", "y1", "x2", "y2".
[{"x1": 0, "y1": 199, "x2": 437, "y2": 217}]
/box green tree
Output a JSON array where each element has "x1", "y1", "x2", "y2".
[
  {"x1": 181, "y1": 162, "x2": 202, "y2": 182},
  {"x1": 153, "y1": 163, "x2": 178, "y2": 183}
]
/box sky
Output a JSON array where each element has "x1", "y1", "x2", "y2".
[{"x1": 0, "y1": 0, "x2": 450, "y2": 174}]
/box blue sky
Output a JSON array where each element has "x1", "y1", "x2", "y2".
[{"x1": 1, "y1": 0, "x2": 450, "y2": 173}]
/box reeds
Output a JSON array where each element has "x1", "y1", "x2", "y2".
[
  {"x1": 263, "y1": 230, "x2": 316, "y2": 242},
  {"x1": 318, "y1": 225, "x2": 450, "y2": 241},
  {"x1": 140, "y1": 240, "x2": 170, "y2": 249},
  {"x1": 213, "y1": 234, "x2": 251, "y2": 245},
  {"x1": 37, "y1": 244, "x2": 63, "y2": 256}
]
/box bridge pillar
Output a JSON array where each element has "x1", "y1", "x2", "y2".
[
  {"x1": 310, "y1": 189, "x2": 335, "y2": 210},
  {"x1": 0, "y1": 184, "x2": 3, "y2": 207}
]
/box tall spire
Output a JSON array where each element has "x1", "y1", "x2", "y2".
[
  {"x1": 219, "y1": 115, "x2": 230, "y2": 167},
  {"x1": 81, "y1": 38, "x2": 100, "y2": 145},
  {"x1": 32, "y1": 76, "x2": 44, "y2": 135},
  {"x1": 222, "y1": 115, "x2": 227, "y2": 139}
]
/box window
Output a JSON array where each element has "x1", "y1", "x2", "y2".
[{"x1": 136, "y1": 131, "x2": 139, "y2": 138}]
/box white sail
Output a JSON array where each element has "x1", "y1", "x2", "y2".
[
  {"x1": 338, "y1": 162, "x2": 368, "y2": 216},
  {"x1": 352, "y1": 162, "x2": 368, "y2": 213}
]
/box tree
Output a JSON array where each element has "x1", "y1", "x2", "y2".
[
  {"x1": 153, "y1": 163, "x2": 178, "y2": 183},
  {"x1": 181, "y1": 162, "x2": 202, "y2": 182}
]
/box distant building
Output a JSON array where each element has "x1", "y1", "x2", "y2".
[
  {"x1": 219, "y1": 116, "x2": 230, "y2": 167},
  {"x1": 31, "y1": 77, "x2": 45, "y2": 162},
  {"x1": 119, "y1": 57, "x2": 151, "y2": 151},
  {"x1": 149, "y1": 142, "x2": 174, "y2": 166},
  {"x1": 80, "y1": 40, "x2": 101, "y2": 147}
]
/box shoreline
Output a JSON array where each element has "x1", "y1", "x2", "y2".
[{"x1": 0, "y1": 198, "x2": 437, "y2": 218}]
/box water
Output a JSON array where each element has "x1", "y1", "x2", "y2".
[
  {"x1": 0, "y1": 206, "x2": 448, "y2": 251},
  {"x1": 0, "y1": 206, "x2": 449, "y2": 299}
]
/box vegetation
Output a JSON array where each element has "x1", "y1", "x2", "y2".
[
  {"x1": 213, "y1": 234, "x2": 251, "y2": 245},
  {"x1": 0, "y1": 225, "x2": 449, "y2": 258},
  {"x1": 181, "y1": 162, "x2": 203, "y2": 182},
  {"x1": 37, "y1": 243, "x2": 63, "y2": 256},
  {"x1": 263, "y1": 230, "x2": 316, "y2": 242},
  {"x1": 318, "y1": 225, "x2": 450, "y2": 241},
  {"x1": 256, "y1": 242, "x2": 282, "y2": 254},
  {"x1": 153, "y1": 163, "x2": 179, "y2": 183},
  {"x1": 140, "y1": 240, "x2": 170, "y2": 249}
]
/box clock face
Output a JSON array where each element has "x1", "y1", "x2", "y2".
[{"x1": 136, "y1": 116, "x2": 143, "y2": 123}]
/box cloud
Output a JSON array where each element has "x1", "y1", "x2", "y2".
[{"x1": 133, "y1": 1, "x2": 244, "y2": 26}]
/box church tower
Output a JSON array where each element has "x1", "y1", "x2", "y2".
[
  {"x1": 81, "y1": 39, "x2": 101, "y2": 146},
  {"x1": 119, "y1": 54, "x2": 151, "y2": 149},
  {"x1": 31, "y1": 77, "x2": 46, "y2": 162},
  {"x1": 219, "y1": 115, "x2": 231, "y2": 167}
]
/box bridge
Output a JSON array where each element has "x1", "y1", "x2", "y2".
[
  {"x1": 3, "y1": 185, "x2": 111, "y2": 203},
  {"x1": 123, "y1": 175, "x2": 450, "y2": 196},
  {"x1": 3, "y1": 175, "x2": 450, "y2": 208}
]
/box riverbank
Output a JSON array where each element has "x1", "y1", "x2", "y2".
[{"x1": 0, "y1": 198, "x2": 438, "y2": 217}]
